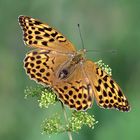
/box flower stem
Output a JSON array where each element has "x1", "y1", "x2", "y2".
[{"x1": 61, "y1": 102, "x2": 73, "y2": 140}]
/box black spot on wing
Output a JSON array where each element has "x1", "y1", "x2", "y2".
[
  {"x1": 51, "y1": 32, "x2": 58, "y2": 37},
  {"x1": 44, "y1": 27, "x2": 52, "y2": 31},
  {"x1": 36, "y1": 36, "x2": 43, "y2": 40},
  {"x1": 42, "y1": 41, "x2": 48, "y2": 46},
  {"x1": 44, "y1": 33, "x2": 50, "y2": 37},
  {"x1": 34, "y1": 20, "x2": 42, "y2": 25}
]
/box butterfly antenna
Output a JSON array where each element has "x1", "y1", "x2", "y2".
[
  {"x1": 86, "y1": 49, "x2": 118, "y2": 54},
  {"x1": 78, "y1": 24, "x2": 85, "y2": 50}
]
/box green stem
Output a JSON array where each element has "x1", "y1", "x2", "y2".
[{"x1": 61, "y1": 102, "x2": 73, "y2": 140}]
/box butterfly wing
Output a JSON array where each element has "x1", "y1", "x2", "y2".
[
  {"x1": 24, "y1": 49, "x2": 70, "y2": 86},
  {"x1": 18, "y1": 15, "x2": 76, "y2": 53},
  {"x1": 53, "y1": 64, "x2": 94, "y2": 111},
  {"x1": 84, "y1": 60, "x2": 130, "y2": 112}
]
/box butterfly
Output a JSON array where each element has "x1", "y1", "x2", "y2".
[{"x1": 18, "y1": 15, "x2": 130, "y2": 112}]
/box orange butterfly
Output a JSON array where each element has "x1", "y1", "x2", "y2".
[{"x1": 19, "y1": 16, "x2": 130, "y2": 112}]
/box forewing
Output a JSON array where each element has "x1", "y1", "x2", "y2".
[
  {"x1": 84, "y1": 60, "x2": 130, "y2": 112},
  {"x1": 18, "y1": 15, "x2": 76, "y2": 53}
]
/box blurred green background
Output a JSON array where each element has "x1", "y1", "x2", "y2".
[{"x1": 0, "y1": 0, "x2": 140, "y2": 140}]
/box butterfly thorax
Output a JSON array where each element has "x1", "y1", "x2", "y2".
[
  {"x1": 57, "y1": 49, "x2": 86, "y2": 80},
  {"x1": 71, "y1": 49, "x2": 86, "y2": 65}
]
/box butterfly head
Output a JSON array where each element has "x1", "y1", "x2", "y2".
[{"x1": 77, "y1": 48, "x2": 87, "y2": 54}]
